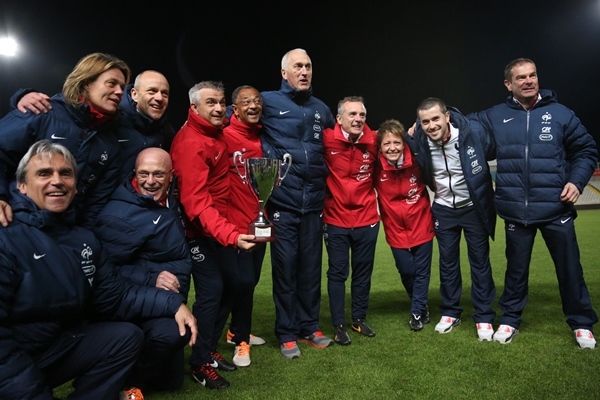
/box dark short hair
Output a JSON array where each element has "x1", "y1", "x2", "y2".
[
  {"x1": 416, "y1": 97, "x2": 447, "y2": 117},
  {"x1": 504, "y1": 58, "x2": 536, "y2": 81},
  {"x1": 231, "y1": 85, "x2": 259, "y2": 104}
]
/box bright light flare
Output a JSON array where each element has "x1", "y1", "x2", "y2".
[{"x1": 0, "y1": 37, "x2": 18, "y2": 57}]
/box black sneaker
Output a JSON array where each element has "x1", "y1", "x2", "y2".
[
  {"x1": 210, "y1": 351, "x2": 237, "y2": 372},
  {"x1": 333, "y1": 325, "x2": 352, "y2": 345},
  {"x1": 409, "y1": 313, "x2": 424, "y2": 331},
  {"x1": 421, "y1": 305, "x2": 431, "y2": 325},
  {"x1": 191, "y1": 363, "x2": 230, "y2": 389},
  {"x1": 351, "y1": 319, "x2": 376, "y2": 337}
]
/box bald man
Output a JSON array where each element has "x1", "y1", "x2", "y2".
[{"x1": 94, "y1": 147, "x2": 192, "y2": 393}]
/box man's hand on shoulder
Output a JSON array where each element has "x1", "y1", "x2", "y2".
[
  {"x1": 18, "y1": 92, "x2": 52, "y2": 114},
  {"x1": 0, "y1": 200, "x2": 13, "y2": 227}
]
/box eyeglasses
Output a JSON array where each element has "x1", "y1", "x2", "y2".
[
  {"x1": 237, "y1": 98, "x2": 263, "y2": 107},
  {"x1": 136, "y1": 171, "x2": 168, "y2": 179}
]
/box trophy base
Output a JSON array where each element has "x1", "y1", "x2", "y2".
[{"x1": 249, "y1": 222, "x2": 275, "y2": 243}]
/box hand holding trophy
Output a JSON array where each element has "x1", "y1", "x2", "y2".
[{"x1": 233, "y1": 152, "x2": 292, "y2": 242}]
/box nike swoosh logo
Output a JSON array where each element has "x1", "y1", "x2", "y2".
[
  {"x1": 370, "y1": 223, "x2": 377, "y2": 228},
  {"x1": 153, "y1": 216, "x2": 161, "y2": 224},
  {"x1": 380, "y1": 178, "x2": 388, "y2": 182},
  {"x1": 118, "y1": 139, "x2": 130, "y2": 142},
  {"x1": 503, "y1": 118, "x2": 514, "y2": 123},
  {"x1": 279, "y1": 110, "x2": 291, "y2": 115},
  {"x1": 210, "y1": 360, "x2": 218, "y2": 368},
  {"x1": 33, "y1": 253, "x2": 46, "y2": 259},
  {"x1": 50, "y1": 134, "x2": 66, "y2": 140},
  {"x1": 330, "y1": 151, "x2": 341, "y2": 155},
  {"x1": 199, "y1": 379, "x2": 207, "y2": 386},
  {"x1": 561, "y1": 217, "x2": 571, "y2": 224},
  {"x1": 215, "y1": 153, "x2": 220, "y2": 160}
]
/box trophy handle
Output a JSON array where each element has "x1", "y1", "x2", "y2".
[
  {"x1": 278, "y1": 153, "x2": 292, "y2": 185},
  {"x1": 233, "y1": 151, "x2": 247, "y2": 184}
]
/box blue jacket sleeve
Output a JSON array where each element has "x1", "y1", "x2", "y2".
[
  {"x1": 0, "y1": 252, "x2": 54, "y2": 399},
  {"x1": 563, "y1": 113, "x2": 598, "y2": 192},
  {"x1": 90, "y1": 247, "x2": 182, "y2": 320}
]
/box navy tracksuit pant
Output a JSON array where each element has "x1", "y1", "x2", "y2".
[
  {"x1": 432, "y1": 202, "x2": 496, "y2": 323},
  {"x1": 391, "y1": 240, "x2": 433, "y2": 316},
  {"x1": 325, "y1": 222, "x2": 379, "y2": 326},
  {"x1": 127, "y1": 317, "x2": 191, "y2": 391},
  {"x1": 42, "y1": 322, "x2": 144, "y2": 399},
  {"x1": 499, "y1": 212, "x2": 598, "y2": 330},
  {"x1": 187, "y1": 237, "x2": 233, "y2": 367},
  {"x1": 225, "y1": 243, "x2": 266, "y2": 345},
  {"x1": 267, "y1": 206, "x2": 323, "y2": 343}
]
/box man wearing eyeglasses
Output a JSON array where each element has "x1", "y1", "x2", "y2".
[
  {"x1": 220, "y1": 85, "x2": 267, "y2": 368},
  {"x1": 94, "y1": 147, "x2": 193, "y2": 394}
]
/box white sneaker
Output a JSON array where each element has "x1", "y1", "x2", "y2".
[
  {"x1": 233, "y1": 341, "x2": 251, "y2": 367},
  {"x1": 574, "y1": 329, "x2": 597, "y2": 349},
  {"x1": 249, "y1": 334, "x2": 266, "y2": 346},
  {"x1": 493, "y1": 324, "x2": 519, "y2": 344},
  {"x1": 476, "y1": 323, "x2": 494, "y2": 341},
  {"x1": 434, "y1": 316, "x2": 461, "y2": 334}
]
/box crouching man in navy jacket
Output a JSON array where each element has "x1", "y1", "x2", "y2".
[
  {"x1": 0, "y1": 140, "x2": 196, "y2": 399},
  {"x1": 94, "y1": 147, "x2": 192, "y2": 394}
]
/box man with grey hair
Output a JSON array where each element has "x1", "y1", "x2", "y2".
[
  {"x1": 260, "y1": 48, "x2": 336, "y2": 359},
  {"x1": 323, "y1": 96, "x2": 379, "y2": 345},
  {"x1": 0, "y1": 140, "x2": 196, "y2": 399},
  {"x1": 170, "y1": 81, "x2": 256, "y2": 389}
]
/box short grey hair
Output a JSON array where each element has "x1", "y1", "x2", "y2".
[
  {"x1": 337, "y1": 96, "x2": 366, "y2": 116},
  {"x1": 16, "y1": 140, "x2": 77, "y2": 184},
  {"x1": 188, "y1": 81, "x2": 225, "y2": 104},
  {"x1": 281, "y1": 48, "x2": 307, "y2": 70}
]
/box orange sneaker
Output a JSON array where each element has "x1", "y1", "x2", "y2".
[{"x1": 120, "y1": 387, "x2": 144, "y2": 400}]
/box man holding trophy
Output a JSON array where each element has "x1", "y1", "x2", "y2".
[
  {"x1": 223, "y1": 85, "x2": 290, "y2": 367},
  {"x1": 260, "y1": 48, "x2": 336, "y2": 359},
  {"x1": 170, "y1": 81, "x2": 256, "y2": 390}
]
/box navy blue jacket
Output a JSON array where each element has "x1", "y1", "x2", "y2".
[
  {"x1": 115, "y1": 85, "x2": 175, "y2": 181},
  {"x1": 470, "y1": 89, "x2": 597, "y2": 225},
  {"x1": 0, "y1": 94, "x2": 121, "y2": 229},
  {"x1": 0, "y1": 188, "x2": 183, "y2": 399},
  {"x1": 94, "y1": 176, "x2": 191, "y2": 302},
  {"x1": 408, "y1": 108, "x2": 497, "y2": 239},
  {"x1": 260, "y1": 80, "x2": 335, "y2": 213}
]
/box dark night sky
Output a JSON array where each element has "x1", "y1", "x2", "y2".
[{"x1": 1, "y1": 1, "x2": 599, "y2": 148}]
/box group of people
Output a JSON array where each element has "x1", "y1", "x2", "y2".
[{"x1": 0, "y1": 48, "x2": 597, "y2": 399}]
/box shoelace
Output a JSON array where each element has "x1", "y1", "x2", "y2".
[
  {"x1": 577, "y1": 329, "x2": 593, "y2": 338},
  {"x1": 201, "y1": 364, "x2": 221, "y2": 380},
  {"x1": 210, "y1": 351, "x2": 226, "y2": 362},
  {"x1": 237, "y1": 342, "x2": 250, "y2": 356},
  {"x1": 283, "y1": 341, "x2": 296, "y2": 349},
  {"x1": 313, "y1": 330, "x2": 325, "y2": 338}
]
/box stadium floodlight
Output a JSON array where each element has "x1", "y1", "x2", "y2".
[{"x1": 0, "y1": 37, "x2": 18, "y2": 57}]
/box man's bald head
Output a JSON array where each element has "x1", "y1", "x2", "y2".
[{"x1": 134, "y1": 147, "x2": 173, "y2": 202}]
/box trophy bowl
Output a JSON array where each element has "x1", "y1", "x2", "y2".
[{"x1": 234, "y1": 153, "x2": 292, "y2": 242}]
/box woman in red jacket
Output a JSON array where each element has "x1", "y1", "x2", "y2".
[{"x1": 374, "y1": 119, "x2": 435, "y2": 331}]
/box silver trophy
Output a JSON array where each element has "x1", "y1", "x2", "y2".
[{"x1": 233, "y1": 153, "x2": 292, "y2": 242}]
